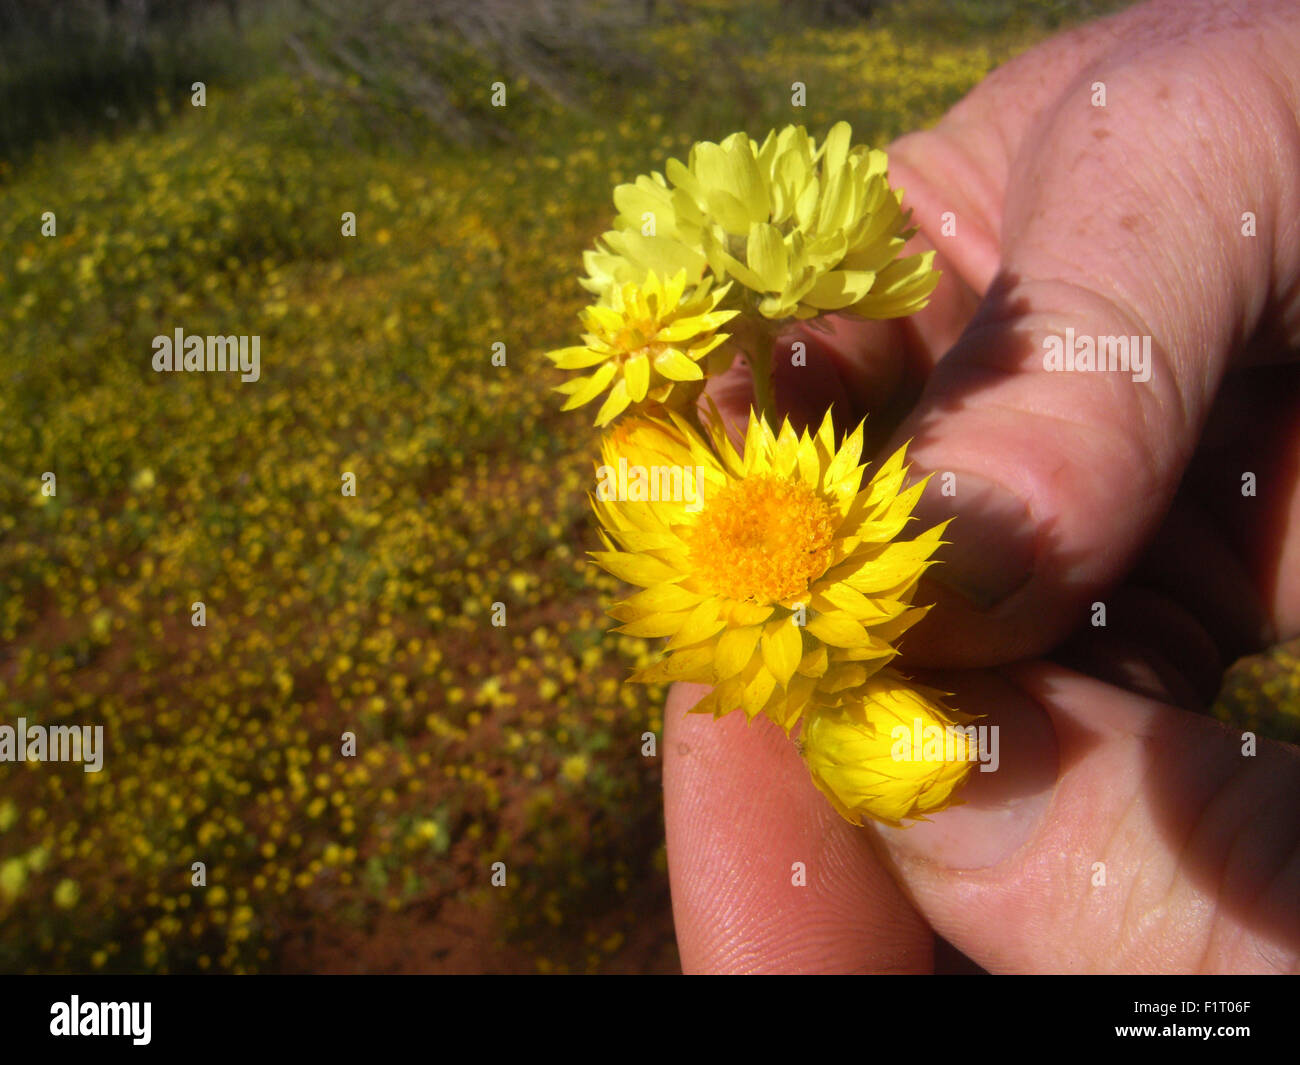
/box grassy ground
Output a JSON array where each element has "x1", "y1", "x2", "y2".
[{"x1": 2, "y1": 0, "x2": 1293, "y2": 974}]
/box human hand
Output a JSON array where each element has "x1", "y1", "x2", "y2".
[{"x1": 665, "y1": 0, "x2": 1300, "y2": 973}]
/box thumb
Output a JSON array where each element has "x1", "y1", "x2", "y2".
[
  {"x1": 869, "y1": 664, "x2": 1300, "y2": 973},
  {"x1": 883, "y1": 45, "x2": 1294, "y2": 666}
]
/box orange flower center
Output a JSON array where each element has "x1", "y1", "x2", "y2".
[{"x1": 687, "y1": 474, "x2": 836, "y2": 603}]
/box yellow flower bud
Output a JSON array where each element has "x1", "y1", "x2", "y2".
[{"x1": 801, "y1": 671, "x2": 978, "y2": 827}]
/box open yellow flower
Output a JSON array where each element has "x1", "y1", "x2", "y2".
[
  {"x1": 583, "y1": 122, "x2": 939, "y2": 321},
  {"x1": 548, "y1": 270, "x2": 736, "y2": 427},
  {"x1": 801, "y1": 670, "x2": 977, "y2": 826},
  {"x1": 593, "y1": 407, "x2": 948, "y2": 731}
]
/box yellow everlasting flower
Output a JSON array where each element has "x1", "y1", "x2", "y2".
[
  {"x1": 0, "y1": 857, "x2": 26, "y2": 903},
  {"x1": 548, "y1": 270, "x2": 737, "y2": 427},
  {"x1": 593, "y1": 408, "x2": 947, "y2": 731},
  {"x1": 561, "y1": 754, "x2": 589, "y2": 785},
  {"x1": 53, "y1": 878, "x2": 81, "y2": 909},
  {"x1": 801, "y1": 671, "x2": 977, "y2": 826},
  {"x1": 583, "y1": 122, "x2": 938, "y2": 321}
]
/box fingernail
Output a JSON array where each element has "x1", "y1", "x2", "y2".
[
  {"x1": 874, "y1": 675, "x2": 1057, "y2": 870},
  {"x1": 910, "y1": 470, "x2": 1035, "y2": 610}
]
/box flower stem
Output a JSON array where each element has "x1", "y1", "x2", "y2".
[{"x1": 737, "y1": 315, "x2": 778, "y2": 427}]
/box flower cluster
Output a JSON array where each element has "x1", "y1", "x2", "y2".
[
  {"x1": 589, "y1": 125, "x2": 937, "y2": 320},
  {"x1": 548, "y1": 123, "x2": 975, "y2": 826}
]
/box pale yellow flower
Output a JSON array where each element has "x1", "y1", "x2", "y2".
[{"x1": 583, "y1": 123, "x2": 938, "y2": 321}]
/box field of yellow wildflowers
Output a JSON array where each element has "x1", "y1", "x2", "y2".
[{"x1": 1, "y1": 0, "x2": 1295, "y2": 974}]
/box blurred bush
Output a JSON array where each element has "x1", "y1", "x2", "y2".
[{"x1": 0, "y1": 0, "x2": 268, "y2": 161}]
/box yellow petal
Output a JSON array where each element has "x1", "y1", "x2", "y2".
[
  {"x1": 820, "y1": 121, "x2": 852, "y2": 175},
  {"x1": 630, "y1": 646, "x2": 716, "y2": 683},
  {"x1": 548, "y1": 345, "x2": 608, "y2": 369},
  {"x1": 760, "y1": 617, "x2": 803, "y2": 687},
  {"x1": 715, "y1": 625, "x2": 762, "y2": 679},
  {"x1": 603, "y1": 230, "x2": 708, "y2": 283},
  {"x1": 604, "y1": 527, "x2": 682, "y2": 553},
  {"x1": 623, "y1": 584, "x2": 703, "y2": 613},
  {"x1": 667, "y1": 599, "x2": 725, "y2": 649},
  {"x1": 796, "y1": 432, "x2": 821, "y2": 488},
  {"x1": 793, "y1": 174, "x2": 820, "y2": 228},
  {"x1": 624, "y1": 354, "x2": 650, "y2": 402},
  {"x1": 819, "y1": 663, "x2": 867, "y2": 693},
  {"x1": 727, "y1": 601, "x2": 775, "y2": 626},
  {"x1": 804, "y1": 611, "x2": 870, "y2": 648},
  {"x1": 742, "y1": 668, "x2": 776, "y2": 719},
  {"x1": 705, "y1": 188, "x2": 756, "y2": 236},
  {"x1": 653, "y1": 347, "x2": 705, "y2": 382},
  {"x1": 688, "y1": 678, "x2": 745, "y2": 718},
  {"x1": 772, "y1": 419, "x2": 800, "y2": 478},
  {"x1": 796, "y1": 643, "x2": 829, "y2": 678},
  {"x1": 746, "y1": 222, "x2": 788, "y2": 292},
  {"x1": 560, "y1": 362, "x2": 617, "y2": 410},
  {"x1": 615, "y1": 612, "x2": 689, "y2": 638},
  {"x1": 810, "y1": 581, "x2": 890, "y2": 620},
  {"x1": 823, "y1": 421, "x2": 865, "y2": 491},
  {"x1": 591, "y1": 550, "x2": 682, "y2": 586},
  {"x1": 583, "y1": 304, "x2": 627, "y2": 335},
  {"x1": 594, "y1": 378, "x2": 632, "y2": 426},
  {"x1": 804, "y1": 269, "x2": 878, "y2": 311}
]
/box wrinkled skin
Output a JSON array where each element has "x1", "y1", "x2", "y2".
[{"x1": 665, "y1": 0, "x2": 1300, "y2": 973}]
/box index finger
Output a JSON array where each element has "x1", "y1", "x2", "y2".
[{"x1": 663, "y1": 681, "x2": 933, "y2": 973}]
